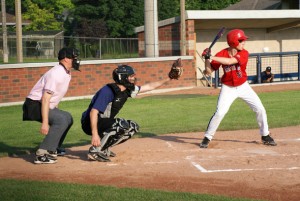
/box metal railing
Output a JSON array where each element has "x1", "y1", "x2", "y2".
[
  {"x1": 214, "y1": 51, "x2": 300, "y2": 87},
  {"x1": 0, "y1": 36, "x2": 139, "y2": 62}
]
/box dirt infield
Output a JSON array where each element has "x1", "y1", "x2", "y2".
[{"x1": 0, "y1": 82, "x2": 300, "y2": 201}]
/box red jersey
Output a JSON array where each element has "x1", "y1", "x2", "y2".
[{"x1": 211, "y1": 48, "x2": 249, "y2": 87}]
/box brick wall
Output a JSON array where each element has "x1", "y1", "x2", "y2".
[
  {"x1": 138, "y1": 19, "x2": 196, "y2": 57},
  {"x1": 0, "y1": 58, "x2": 196, "y2": 104}
]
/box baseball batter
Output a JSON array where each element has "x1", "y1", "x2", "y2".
[{"x1": 200, "y1": 29, "x2": 277, "y2": 148}]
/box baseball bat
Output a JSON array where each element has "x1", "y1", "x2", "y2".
[{"x1": 208, "y1": 27, "x2": 226, "y2": 50}]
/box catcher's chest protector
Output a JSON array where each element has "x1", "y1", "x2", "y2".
[{"x1": 107, "y1": 83, "x2": 130, "y2": 118}]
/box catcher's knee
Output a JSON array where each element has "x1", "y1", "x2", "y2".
[
  {"x1": 112, "y1": 118, "x2": 130, "y2": 132},
  {"x1": 126, "y1": 120, "x2": 139, "y2": 137},
  {"x1": 113, "y1": 120, "x2": 139, "y2": 146},
  {"x1": 100, "y1": 119, "x2": 139, "y2": 150}
]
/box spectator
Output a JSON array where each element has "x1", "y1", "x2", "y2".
[
  {"x1": 261, "y1": 66, "x2": 274, "y2": 83},
  {"x1": 35, "y1": 42, "x2": 41, "y2": 58}
]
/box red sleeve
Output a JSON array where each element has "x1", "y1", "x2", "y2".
[
  {"x1": 233, "y1": 50, "x2": 249, "y2": 68},
  {"x1": 210, "y1": 49, "x2": 228, "y2": 70}
]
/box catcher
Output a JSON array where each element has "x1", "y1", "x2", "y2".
[{"x1": 81, "y1": 59, "x2": 183, "y2": 162}]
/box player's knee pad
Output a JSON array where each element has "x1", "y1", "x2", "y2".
[
  {"x1": 112, "y1": 118, "x2": 130, "y2": 133},
  {"x1": 126, "y1": 120, "x2": 139, "y2": 137},
  {"x1": 112, "y1": 120, "x2": 140, "y2": 146},
  {"x1": 100, "y1": 118, "x2": 130, "y2": 150}
]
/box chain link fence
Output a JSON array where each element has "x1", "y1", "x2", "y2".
[{"x1": 0, "y1": 35, "x2": 138, "y2": 62}]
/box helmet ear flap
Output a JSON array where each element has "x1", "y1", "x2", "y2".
[{"x1": 230, "y1": 36, "x2": 239, "y2": 47}]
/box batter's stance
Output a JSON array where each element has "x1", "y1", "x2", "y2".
[{"x1": 200, "y1": 29, "x2": 277, "y2": 148}]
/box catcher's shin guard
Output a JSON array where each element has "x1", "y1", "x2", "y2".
[
  {"x1": 127, "y1": 120, "x2": 139, "y2": 136},
  {"x1": 111, "y1": 120, "x2": 140, "y2": 146},
  {"x1": 100, "y1": 118, "x2": 129, "y2": 150},
  {"x1": 100, "y1": 119, "x2": 139, "y2": 150}
]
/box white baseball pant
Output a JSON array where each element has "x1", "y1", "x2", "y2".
[{"x1": 204, "y1": 82, "x2": 270, "y2": 140}]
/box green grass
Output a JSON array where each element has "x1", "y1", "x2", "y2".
[
  {"x1": 0, "y1": 90, "x2": 299, "y2": 201},
  {"x1": 1, "y1": 90, "x2": 300, "y2": 157},
  {"x1": 0, "y1": 179, "x2": 261, "y2": 201}
]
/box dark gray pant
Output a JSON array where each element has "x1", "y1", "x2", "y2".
[{"x1": 39, "y1": 108, "x2": 73, "y2": 152}]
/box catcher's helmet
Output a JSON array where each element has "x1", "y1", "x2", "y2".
[
  {"x1": 112, "y1": 65, "x2": 136, "y2": 90},
  {"x1": 227, "y1": 29, "x2": 248, "y2": 48}
]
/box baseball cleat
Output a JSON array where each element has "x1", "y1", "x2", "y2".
[
  {"x1": 261, "y1": 135, "x2": 277, "y2": 146},
  {"x1": 199, "y1": 137, "x2": 210, "y2": 148},
  {"x1": 34, "y1": 154, "x2": 57, "y2": 164},
  {"x1": 104, "y1": 149, "x2": 116, "y2": 157},
  {"x1": 87, "y1": 152, "x2": 111, "y2": 162},
  {"x1": 56, "y1": 147, "x2": 66, "y2": 156}
]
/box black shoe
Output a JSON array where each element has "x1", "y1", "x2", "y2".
[
  {"x1": 56, "y1": 147, "x2": 66, "y2": 156},
  {"x1": 34, "y1": 154, "x2": 57, "y2": 164},
  {"x1": 104, "y1": 149, "x2": 116, "y2": 157},
  {"x1": 88, "y1": 146, "x2": 110, "y2": 162},
  {"x1": 261, "y1": 135, "x2": 277, "y2": 146},
  {"x1": 87, "y1": 152, "x2": 111, "y2": 162},
  {"x1": 109, "y1": 151, "x2": 116, "y2": 157},
  {"x1": 200, "y1": 137, "x2": 210, "y2": 148},
  {"x1": 47, "y1": 151, "x2": 58, "y2": 158}
]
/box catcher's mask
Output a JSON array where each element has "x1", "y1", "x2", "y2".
[
  {"x1": 227, "y1": 29, "x2": 249, "y2": 48},
  {"x1": 112, "y1": 65, "x2": 136, "y2": 90},
  {"x1": 58, "y1": 47, "x2": 81, "y2": 71}
]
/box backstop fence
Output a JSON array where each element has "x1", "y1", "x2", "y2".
[{"x1": 214, "y1": 51, "x2": 300, "y2": 87}]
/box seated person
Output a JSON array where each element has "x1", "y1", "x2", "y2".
[{"x1": 261, "y1": 66, "x2": 274, "y2": 83}]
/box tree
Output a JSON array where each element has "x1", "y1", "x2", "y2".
[
  {"x1": 158, "y1": 0, "x2": 180, "y2": 21},
  {"x1": 72, "y1": 0, "x2": 144, "y2": 38},
  {"x1": 4, "y1": 0, "x2": 241, "y2": 36},
  {"x1": 75, "y1": 18, "x2": 107, "y2": 38},
  {"x1": 22, "y1": 0, "x2": 62, "y2": 31},
  {"x1": 185, "y1": 0, "x2": 241, "y2": 10},
  {"x1": 4, "y1": 0, "x2": 74, "y2": 31}
]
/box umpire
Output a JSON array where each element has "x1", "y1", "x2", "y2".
[{"x1": 23, "y1": 47, "x2": 80, "y2": 164}]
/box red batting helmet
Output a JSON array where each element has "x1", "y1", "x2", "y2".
[{"x1": 227, "y1": 29, "x2": 249, "y2": 48}]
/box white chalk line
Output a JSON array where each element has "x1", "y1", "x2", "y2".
[
  {"x1": 166, "y1": 142, "x2": 176, "y2": 150},
  {"x1": 144, "y1": 161, "x2": 179, "y2": 165},
  {"x1": 191, "y1": 162, "x2": 300, "y2": 173},
  {"x1": 195, "y1": 153, "x2": 300, "y2": 161},
  {"x1": 276, "y1": 138, "x2": 300, "y2": 142},
  {"x1": 164, "y1": 138, "x2": 300, "y2": 153},
  {"x1": 105, "y1": 161, "x2": 179, "y2": 167},
  {"x1": 106, "y1": 138, "x2": 300, "y2": 167}
]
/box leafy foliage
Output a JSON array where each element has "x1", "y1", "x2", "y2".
[
  {"x1": 72, "y1": 0, "x2": 144, "y2": 38},
  {"x1": 4, "y1": 0, "x2": 240, "y2": 36},
  {"x1": 157, "y1": 0, "x2": 180, "y2": 21},
  {"x1": 186, "y1": 0, "x2": 241, "y2": 10},
  {"x1": 22, "y1": 0, "x2": 62, "y2": 31},
  {"x1": 75, "y1": 18, "x2": 107, "y2": 38}
]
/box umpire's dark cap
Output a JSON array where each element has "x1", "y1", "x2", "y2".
[
  {"x1": 58, "y1": 48, "x2": 78, "y2": 60},
  {"x1": 266, "y1": 66, "x2": 271, "y2": 72}
]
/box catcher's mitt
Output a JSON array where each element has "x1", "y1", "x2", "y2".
[{"x1": 168, "y1": 58, "x2": 183, "y2": 80}]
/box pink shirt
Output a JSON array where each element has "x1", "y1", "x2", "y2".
[
  {"x1": 211, "y1": 48, "x2": 249, "y2": 87},
  {"x1": 27, "y1": 64, "x2": 71, "y2": 109}
]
